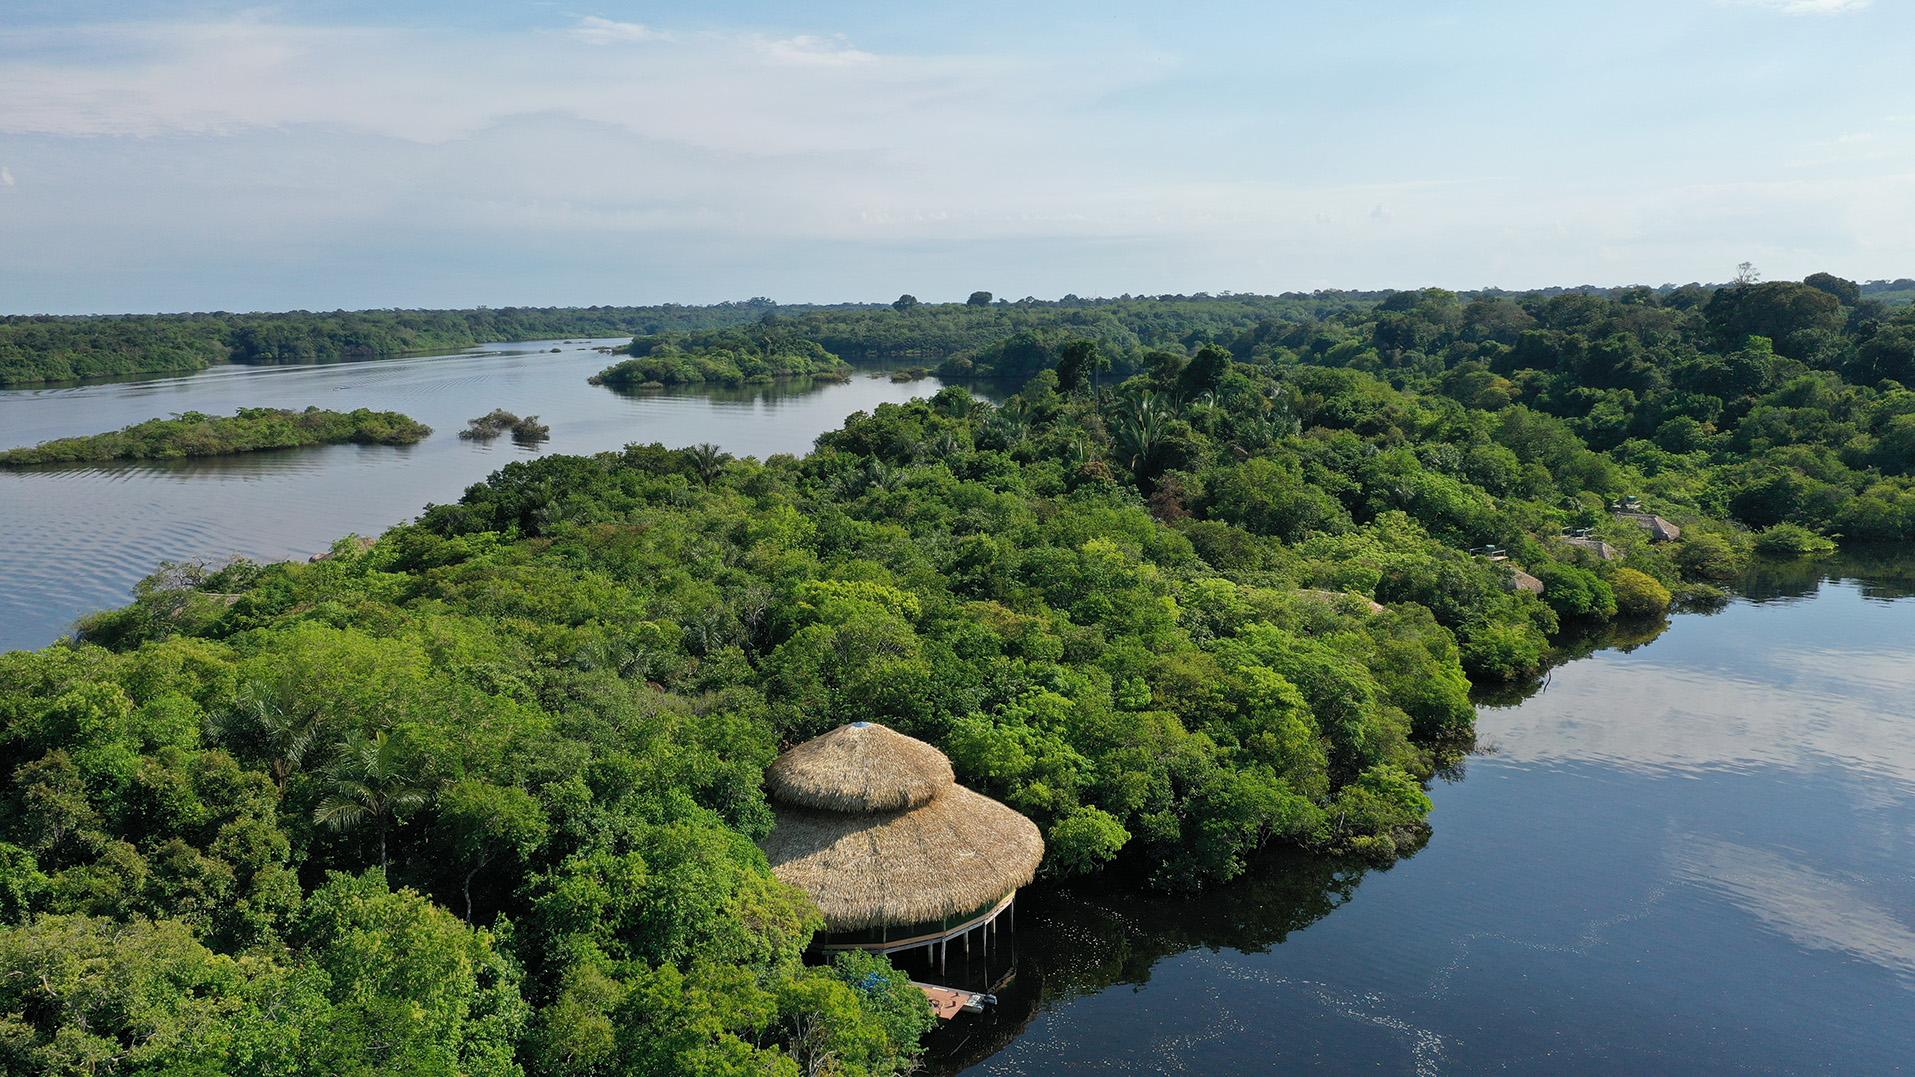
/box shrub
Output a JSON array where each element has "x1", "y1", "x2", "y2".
[
  {"x1": 1609, "y1": 568, "x2": 1672, "y2": 617},
  {"x1": 1753, "y1": 523, "x2": 1837, "y2": 558},
  {"x1": 1675, "y1": 532, "x2": 1747, "y2": 580}
]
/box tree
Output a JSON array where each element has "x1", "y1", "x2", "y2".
[
  {"x1": 891, "y1": 294, "x2": 919, "y2": 312},
  {"x1": 966, "y1": 291, "x2": 993, "y2": 306},
  {"x1": 1704, "y1": 281, "x2": 1844, "y2": 357},
  {"x1": 685, "y1": 442, "x2": 732, "y2": 486},
  {"x1": 1054, "y1": 339, "x2": 1103, "y2": 395},
  {"x1": 296, "y1": 871, "x2": 527, "y2": 1077},
  {"x1": 313, "y1": 730, "x2": 434, "y2": 869},
  {"x1": 1803, "y1": 272, "x2": 1860, "y2": 306},
  {"x1": 437, "y1": 780, "x2": 547, "y2": 921},
  {"x1": 1177, "y1": 343, "x2": 1233, "y2": 400}
]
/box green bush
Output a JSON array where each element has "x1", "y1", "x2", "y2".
[
  {"x1": 1675, "y1": 532, "x2": 1748, "y2": 580},
  {"x1": 1609, "y1": 568, "x2": 1672, "y2": 617},
  {"x1": 1753, "y1": 523, "x2": 1837, "y2": 558}
]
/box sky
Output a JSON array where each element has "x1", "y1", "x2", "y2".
[{"x1": 1, "y1": 0, "x2": 1912, "y2": 314}]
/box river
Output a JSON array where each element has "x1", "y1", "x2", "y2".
[
  {"x1": 930, "y1": 551, "x2": 1915, "y2": 1074},
  {"x1": 0, "y1": 339, "x2": 968, "y2": 653}
]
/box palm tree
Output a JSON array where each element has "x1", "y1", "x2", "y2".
[
  {"x1": 313, "y1": 730, "x2": 433, "y2": 869},
  {"x1": 921, "y1": 431, "x2": 958, "y2": 462},
  {"x1": 1111, "y1": 391, "x2": 1174, "y2": 484},
  {"x1": 685, "y1": 442, "x2": 731, "y2": 486},
  {"x1": 218, "y1": 692, "x2": 324, "y2": 793}
]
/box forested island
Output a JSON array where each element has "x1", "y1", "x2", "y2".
[
  {"x1": 590, "y1": 325, "x2": 853, "y2": 388},
  {"x1": 0, "y1": 302, "x2": 795, "y2": 385},
  {"x1": 0, "y1": 272, "x2": 1911, "y2": 1074},
  {"x1": 0, "y1": 407, "x2": 431, "y2": 466}
]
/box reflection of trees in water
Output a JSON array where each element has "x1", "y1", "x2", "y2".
[
  {"x1": 1473, "y1": 550, "x2": 1915, "y2": 708},
  {"x1": 1470, "y1": 615, "x2": 1673, "y2": 708},
  {"x1": 1736, "y1": 545, "x2": 1915, "y2": 603},
  {"x1": 922, "y1": 851, "x2": 1380, "y2": 1074}
]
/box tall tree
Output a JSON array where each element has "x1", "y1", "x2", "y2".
[{"x1": 314, "y1": 731, "x2": 434, "y2": 869}]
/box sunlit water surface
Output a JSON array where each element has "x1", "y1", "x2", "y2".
[
  {"x1": 0, "y1": 340, "x2": 967, "y2": 652},
  {"x1": 935, "y1": 556, "x2": 1915, "y2": 1074}
]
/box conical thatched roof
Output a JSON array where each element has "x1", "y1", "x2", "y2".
[
  {"x1": 765, "y1": 721, "x2": 955, "y2": 812},
  {"x1": 760, "y1": 723, "x2": 1044, "y2": 932}
]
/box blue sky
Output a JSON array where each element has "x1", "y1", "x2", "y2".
[{"x1": 1, "y1": 0, "x2": 1910, "y2": 313}]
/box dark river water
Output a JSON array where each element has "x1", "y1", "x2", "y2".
[
  {"x1": 0, "y1": 339, "x2": 966, "y2": 653},
  {"x1": 931, "y1": 553, "x2": 1915, "y2": 1075},
  {"x1": 2, "y1": 345, "x2": 1910, "y2": 1073}
]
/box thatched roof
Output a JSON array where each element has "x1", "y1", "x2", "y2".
[
  {"x1": 1505, "y1": 567, "x2": 1546, "y2": 595},
  {"x1": 1296, "y1": 589, "x2": 1387, "y2": 614},
  {"x1": 760, "y1": 722, "x2": 1044, "y2": 931},
  {"x1": 1616, "y1": 512, "x2": 1681, "y2": 542},
  {"x1": 765, "y1": 721, "x2": 954, "y2": 812},
  {"x1": 1563, "y1": 536, "x2": 1622, "y2": 561}
]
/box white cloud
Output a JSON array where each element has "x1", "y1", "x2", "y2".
[
  {"x1": 568, "y1": 16, "x2": 667, "y2": 45},
  {"x1": 0, "y1": 166, "x2": 13, "y2": 188},
  {"x1": 754, "y1": 34, "x2": 877, "y2": 67},
  {"x1": 1717, "y1": 0, "x2": 1870, "y2": 14},
  {"x1": 0, "y1": 9, "x2": 1910, "y2": 309}
]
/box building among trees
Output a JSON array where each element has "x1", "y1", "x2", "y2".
[{"x1": 759, "y1": 722, "x2": 1043, "y2": 961}]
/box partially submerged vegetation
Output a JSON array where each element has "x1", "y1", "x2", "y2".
[
  {"x1": 0, "y1": 274, "x2": 1910, "y2": 1073},
  {"x1": 0, "y1": 406, "x2": 430, "y2": 466},
  {"x1": 460, "y1": 410, "x2": 552, "y2": 445},
  {"x1": 591, "y1": 325, "x2": 853, "y2": 388}
]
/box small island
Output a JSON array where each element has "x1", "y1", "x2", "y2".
[
  {"x1": 0, "y1": 406, "x2": 431, "y2": 466},
  {"x1": 590, "y1": 325, "x2": 851, "y2": 389},
  {"x1": 458, "y1": 409, "x2": 551, "y2": 445}
]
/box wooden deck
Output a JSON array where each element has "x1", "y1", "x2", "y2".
[{"x1": 913, "y1": 981, "x2": 994, "y2": 1020}]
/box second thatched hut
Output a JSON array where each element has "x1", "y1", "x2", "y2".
[{"x1": 759, "y1": 722, "x2": 1043, "y2": 955}]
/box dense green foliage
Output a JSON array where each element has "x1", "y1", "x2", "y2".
[
  {"x1": 1212, "y1": 277, "x2": 1915, "y2": 543},
  {"x1": 0, "y1": 302, "x2": 790, "y2": 385},
  {"x1": 2, "y1": 274, "x2": 1909, "y2": 1074},
  {"x1": 592, "y1": 326, "x2": 852, "y2": 388},
  {"x1": 0, "y1": 407, "x2": 431, "y2": 466}
]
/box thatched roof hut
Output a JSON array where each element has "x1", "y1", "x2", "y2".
[
  {"x1": 1504, "y1": 567, "x2": 1546, "y2": 595},
  {"x1": 760, "y1": 723, "x2": 1044, "y2": 945},
  {"x1": 1615, "y1": 511, "x2": 1681, "y2": 543},
  {"x1": 1562, "y1": 535, "x2": 1622, "y2": 561}
]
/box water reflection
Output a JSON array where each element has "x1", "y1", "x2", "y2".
[
  {"x1": 1666, "y1": 835, "x2": 1915, "y2": 982},
  {"x1": 926, "y1": 854, "x2": 1373, "y2": 1073}
]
